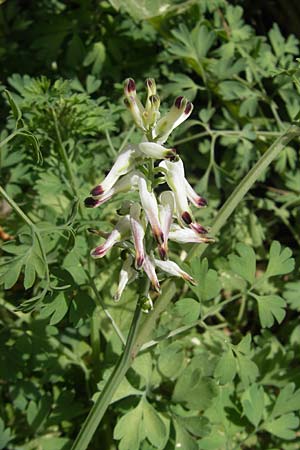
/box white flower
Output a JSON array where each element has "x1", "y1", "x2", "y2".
[
  {"x1": 138, "y1": 174, "x2": 164, "y2": 245},
  {"x1": 158, "y1": 191, "x2": 174, "y2": 259},
  {"x1": 90, "y1": 146, "x2": 139, "y2": 197},
  {"x1": 153, "y1": 96, "x2": 193, "y2": 143},
  {"x1": 160, "y1": 159, "x2": 208, "y2": 234},
  {"x1": 90, "y1": 216, "x2": 130, "y2": 258},
  {"x1": 154, "y1": 258, "x2": 196, "y2": 285},
  {"x1": 85, "y1": 171, "x2": 139, "y2": 208},
  {"x1": 184, "y1": 179, "x2": 207, "y2": 208},
  {"x1": 113, "y1": 255, "x2": 137, "y2": 302},
  {"x1": 169, "y1": 224, "x2": 214, "y2": 244},
  {"x1": 130, "y1": 203, "x2": 145, "y2": 269}
]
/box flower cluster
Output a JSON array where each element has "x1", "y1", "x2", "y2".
[{"x1": 84, "y1": 78, "x2": 213, "y2": 310}]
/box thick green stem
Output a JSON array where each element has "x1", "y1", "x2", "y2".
[
  {"x1": 71, "y1": 300, "x2": 143, "y2": 450},
  {"x1": 187, "y1": 125, "x2": 300, "y2": 260}
]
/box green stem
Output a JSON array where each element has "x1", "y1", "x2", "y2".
[
  {"x1": 187, "y1": 125, "x2": 300, "y2": 260},
  {"x1": 86, "y1": 271, "x2": 126, "y2": 346},
  {"x1": 51, "y1": 108, "x2": 84, "y2": 214},
  {"x1": 71, "y1": 299, "x2": 143, "y2": 450},
  {"x1": 0, "y1": 128, "x2": 25, "y2": 149}
]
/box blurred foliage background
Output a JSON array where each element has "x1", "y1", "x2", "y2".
[{"x1": 1, "y1": 1, "x2": 300, "y2": 449}]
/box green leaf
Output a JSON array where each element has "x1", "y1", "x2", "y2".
[
  {"x1": 236, "y1": 354, "x2": 259, "y2": 387},
  {"x1": 284, "y1": 281, "x2": 300, "y2": 311},
  {"x1": 270, "y1": 383, "x2": 300, "y2": 419},
  {"x1": 83, "y1": 42, "x2": 106, "y2": 75},
  {"x1": 173, "y1": 419, "x2": 198, "y2": 450},
  {"x1": 228, "y1": 243, "x2": 256, "y2": 284},
  {"x1": 142, "y1": 399, "x2": 168, "y2": 449},
  {"x1": 24, "y1": 259, "x2": 36, "y2": 289},
  {"x1": 173, "y1": 298, "x2": 200, "y2": 324},
  {"x1": 265, "y1": 241, "x2": 294, "y2": 278},
  {"x1": 114, "y1": 403, "x2": 143, "y2": 450},
  {"x1": 132, "y1": 353, "x2": 153, "y2": 387},
  {"x1": 190, "y1": 258, "x2": 221, "y2": 302},
  {"x1": 263, "y1": 413, "x2": 299, "y2": 440},
  {"x1": 0, "y1": 418, "x2": 12, "y2": 450},
  {"x1": 5, "y1": 89, "x2": 24, "y2": 128},
  {"x1": 214, "y1": 348, "x2": 236, "y2": 384},
  {"x1": 254, "y1": 294, "x2": 286, "y2": 328},
  {"x1": 241, "y1": 384, "x2": 264, "y2": 427},
  {"x1": 158, "y1": 342, "x2": 185, "y2": 378},
  {"x1": 173, "y1": 358, "x2": 218, "y2": 410},
  {"x1": 39, "y1": 292, "x2": 70, "y2": 325}
]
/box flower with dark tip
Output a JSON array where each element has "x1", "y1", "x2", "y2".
[
  {"x1": 90, "y1": 147, "x2": 139, "y2": 198},
  {"x1": 90, "y1": 216, "x2": 130, "y2": 259},
  {"x1": 154, "y1": 258, "x2": 196, "y2": 285}
]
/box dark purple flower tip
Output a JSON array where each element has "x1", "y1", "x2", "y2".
[
  {"x1": 146, "y1": 78, "x2": 153, "y2": 88},
  {"x1": 125, "y1": 78, "x2": 136, "y2": 93},
  {"x1": 91, "y1": 246, "x2": 105, "y2": 257},
  {"x1": 197, "y1": 197, "x2": 208, "y2": 207},
  {"x1": 184, "y1": 101, "x2": 193, "y2": 115},
  {"x1": 174, "y1": 96, "x2": 184, "y2": 109},
  {"x1": 191, "y1": 223, "x2": 208, "y2": 234},
  {"x1": 182, "y1": 211, "x2": 192, "y2": 225},
  {"x1": 166, "y1": 148, "x2": 177, "y2": 161},
  {"x1": 84, "y1": 197, "x2": 99, "y2": 208},
  {"x1": 158, "y1": 245, "x2": 168, "y2": 261},
  {"x1": 136, "y1": 255, "x2": 145, "y2": 269},
  {"x1": 150, "y1": 95, "x2": 159, "y2": 106},
  {"x1": 90, "y1": 185, "x2": 104, "y2": 196},
  {"x1": 154, "y1": 230, "x2": 164, "y2": 245}
]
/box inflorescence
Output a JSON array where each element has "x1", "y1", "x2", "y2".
[{"x1": 84, "y1": 78, "x2": 214, "y2": 311}]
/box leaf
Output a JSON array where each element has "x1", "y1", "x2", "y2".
[
  {"x1": 132, "y1": 353, "x2": 153, "y2": 387},
  {"x1": 114, "y1": 403, "x2": 143, "y2": 450},
  {"x1": 241, "y1": 384, "x2": 264, "y2": 427},
  {"x1": 142, "y1": 399, "x2": 168, "y2": 448},
  {"x1": 173, "y1": 298, "x2": 200, "y2": 324},
  {"x1": 158, "y1": 342, "x2": 185, "y2": 378},
  {"x1": 5, "y1": 89, "x2": 24, "y2": 128},
  {"x1": 255, "y1": 294, "x2": 286, "y2": 328},
  {"x1": 236, "y1": 354, "x2": 259, "y2": 387},
  {"x1": 0, "y1": 418, "x2": 12, "y2": 450},
  {"x1": 173, "y1": 358, "x2": 218, "y2": 410},
  {"x1": 228, "y1": 243, "x2": 256, "y2": 284},
  {"x1": 83, "y1": 42, "x2": 106, "y2": 75},
  {"x1": 178, "y1": 416, "x2": 210, "y2": 438},
  {"x1": 24, "y1": 258, "x2": 36, "y2": 289},
  {"x1": 39, "y1": 292, "x2": 70, "y2": 325},
  {"x1": 263, "y1": 413, "x2": 299, "y2": 440},
  {"x1": 265, "y1": 241, "x2": 294, "y2": 278},
  {"x1": 214, "y1": 348, "x2": 236, "y2": 384},
  {"x1": 270, "y1": 383, "x2": 300, "y2": 419},
  {"x1": 173, "y1": 419, "x2": 198, "y2": 450},
  {"x1": 191, "y1": 258, "x2": 221, "y2": 302}
]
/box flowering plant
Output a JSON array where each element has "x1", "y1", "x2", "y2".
[{"x1": 84, "y1": 78, "x2": 214, "y2": 310}]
